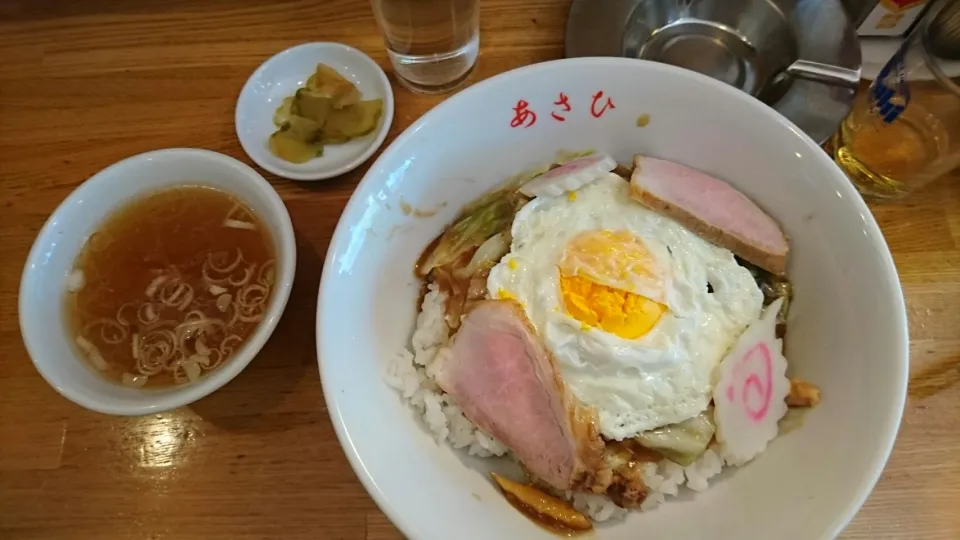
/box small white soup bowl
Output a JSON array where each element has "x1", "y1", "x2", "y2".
[{"x1": 20, "y1": 148, "x2": 296, "y2": 416}]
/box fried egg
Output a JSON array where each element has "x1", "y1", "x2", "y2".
[{"x1": 487, "y1": 174, "x2": 763, "y2": 440}]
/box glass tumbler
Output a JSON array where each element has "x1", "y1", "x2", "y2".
[
  {"x1": 370, "y1": 0, "x2": 480, "y2": 94},
  {"x1": 830, "y1": 1, "x2": 960, "y2": 200}
]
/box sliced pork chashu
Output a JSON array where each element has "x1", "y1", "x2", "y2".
[
  {"x1": 434, "y1": 300, "x2": 604, "y2": 491},
  {"x1": 629, "y1": 155, "x2": 789, "y2": 275}
]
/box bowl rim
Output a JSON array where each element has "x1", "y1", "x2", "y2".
[
  {"x1": 19, "y1": 147, "x2": 297, "y2": 416},
  {"x1": 316, "y1": 57, "x2": 908, "y2": 539},
  {"x1": 234, "y1": 41, "x2": 396, "y2": 182}
]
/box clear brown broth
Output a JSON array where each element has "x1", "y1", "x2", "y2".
[{"x1": 66, "y1": 186, "x2": 275, "y2": 388}]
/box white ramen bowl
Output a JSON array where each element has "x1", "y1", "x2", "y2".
[
  {"x1": 317, "y1": 58, "x2": 909, "y2": 539},
  {"x1": 20, "y1": 148, "x2": 296, "y2": 416}
]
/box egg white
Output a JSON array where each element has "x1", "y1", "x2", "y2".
[{"x1": 487, "y1": 174, "x2": 763, "y2": 440}]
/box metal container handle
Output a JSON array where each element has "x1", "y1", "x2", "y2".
[{"x1": 785, "y1": 60, "x2": 862, "y2": 90}]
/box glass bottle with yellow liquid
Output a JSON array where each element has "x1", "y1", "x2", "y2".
[{"x1": 831, "y1": 1, "x2": 960, "y2": 200}]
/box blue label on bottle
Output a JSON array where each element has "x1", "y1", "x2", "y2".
[{"x1": 870, "y1": 48, "x2": 911, "y2": 124}]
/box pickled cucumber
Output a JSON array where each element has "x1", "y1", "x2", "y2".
[{"x1": 268, "y1": 63, "x2": 382, "y2": 164}]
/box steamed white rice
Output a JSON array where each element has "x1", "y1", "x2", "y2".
[
  {"x1": 383, "y1": 283, "x2": 509, "y2": 458},
  {"x1": 384, "y1": 283, "x2": 736, "y2": 522}
]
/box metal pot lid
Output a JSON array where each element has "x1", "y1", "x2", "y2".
[{"x1": 565, "y1": 0, "x2": 862, "y2": 144}]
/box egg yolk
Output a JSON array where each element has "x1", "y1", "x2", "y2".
[
  {"x1": 560, "y1": 230, "x2": 664, "y2": 295},
  {"x1": 559, "y1": 274, "x2": 666, "y2": 339},
  {"x1": 558, "y1": 229, "x2": 667, "y2": 339}
]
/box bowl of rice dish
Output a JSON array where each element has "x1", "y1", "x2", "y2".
[{"x1": 317, "y1": 58, "x2": 908, "y2": 539}]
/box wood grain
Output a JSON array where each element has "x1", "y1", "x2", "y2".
[{"x1": 0, "y1": 1, "x2": 957, "y2": 539}]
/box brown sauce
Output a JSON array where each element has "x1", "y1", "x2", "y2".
[
  {"x1": 414, "y1": 233, "x2": 443, "y2": 278},
  {"x1": 502, "y1": 492, "x2": 593, "y2": 537},
  {"x1": 66, "y1": 186, "x2": 275, "y2": 388},
  {"x1": 400, "y1": 198, "x2": 446, "y2": 218}
]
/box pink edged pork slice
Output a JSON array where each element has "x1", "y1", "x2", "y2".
[
  {"x1": 519, "y1": 153, "x2": 617, "y2": 198},
  {"x1": 629, "y1": 155, "x2": 789, "y2": 275},
  {"x1": 433, "y1": 300, "x2": 604, "y2": 491}
]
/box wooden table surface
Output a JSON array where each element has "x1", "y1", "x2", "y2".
[{"x1": 1, "y1": 1, "x2": 958, "y2": 538}]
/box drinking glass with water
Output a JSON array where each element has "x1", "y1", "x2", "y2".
[
  {"x1": 830, "y1": 0, "x2": 960, "y2": 201},
  {"x1": 370, "y1": 0, "x2": 479, "y2": 94}
]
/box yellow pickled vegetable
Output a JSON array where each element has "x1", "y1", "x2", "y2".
[
  {"x1": 490, "y1": 473, "x2": 592, "y2": 533},
  {"x1": 268, "y1": 63, "x2": 381, "y2": 164},
  {"x1": 283, "y1": 115, "x2": 321, "y2": 140},
  {"x1": 293, "y1": 88, "x2": 334, "y2": 124},
  {"x1": 307, "y1": 63, "x2": 360, "y2": 108},
  {"x1": 269, "y1": 130, "x2": 323, "y2": 164},
  {"x1": 322, "y1": 99, "x2": 383, "y2": 143},
  {"x1": 273, "y1": 97, "x2": 295, "y2": 127}
]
